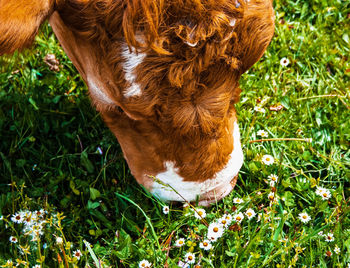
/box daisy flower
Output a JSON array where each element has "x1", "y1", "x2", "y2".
[
  {"x1": 262, "y1": 155, "x2": 274, "y2": 165},
  {"x1": 254, "y1": 106, "x2": 266, "y2": 113},
  {"x1": 207, "y1": 223, "x2": 224, "y2": 241},
  {"x1": 11, "y1": 212, "x2": 24, "y2": 224},
  {"x1": 257, "y1": 130, "x2": 268, "y2": 138},
  {"x1": 280, "y1": 57, "x2": 290, "y2": 67},
  {"x1": 73, "y1": 250, "x2": 82, "y2": 260},
  {"x1": 324, "y1": 233, "x2": 334, "y2": 242},
  {"x1": 268, "y1": 174, "x2": 278, "y2": 185},
  {"x1": 32, "y1": 265, "x2": 41, "y2": 268},
  {"x1": 268, "y1": 192, "x2": 275, "y2": 201},
  {"x1": 245, "y1": 208, "x2": 256, "y2": 220},
  {"x1": 233, "y1": 212, "x2": 244, "y2": 223},
  {"x1": 175, "y1": 238, "x2": 186, "y2": 247},
  {"x1": 315, "y1": 187, "x2": 331, "y2": 200},
  {"x1": 162, "y1": 206, "x2": 170, "y2": 215},
  {"x1": 298, "y1": 212, "x2": 311, "y2": 223},
  {"x1": 56, "y1": 237, "x2": 63, "y2": 244},
  {"x1": 199, "y1": 240, "x2": 212, "y2": 251},
  {"x1": 139, "y1": 259, "x2": 151, "y2": 268},
  {"x1": 193, "y1": 208, "x2": 206, "y2": 219},
  {"x1": 184, "y1": 252, "x2": 195, "y2": 264},
  {"x1": 218, "y1": 215, "x2": 231, "y2": 228},
  {"x1": 9, "y1": 236, "x2": 18, "y2": 243},
  {"x1": 233, "y1": 198, "x2": 243, "y2": 204},
  {"x1": 334, "y1": 245, "x2": 341, "y2": 255}
]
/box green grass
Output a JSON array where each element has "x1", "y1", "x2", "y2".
[{"x1": 0, "y1": 0, "x2": 349, "y2": 267}]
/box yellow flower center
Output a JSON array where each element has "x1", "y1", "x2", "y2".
[
  {"x1": 222, "y1": 220, "x2": 227, "y2": 224},
  {"x1": 203, "y1": 242, "x2": 208, "y2": 246},
  {"x1": 266, "y1": 158, "x2": 270, "y2": 161},
  {"x1": 198, "y1": 211, "x2": 203, "y2": 216},
  {"x1": 323, "y1": 193, "x2": 328, "y2": 197},
  {"x1": 213, "y1": 227, "x2": 219, "y2": 232},
  {"x1": 302, "y1": 215, "x2": 307, "y2": 219},
  {"x1": 236, "y1": 216, "x2": 241, "y2": 221},
  {"x1": 247, "y1": 212, "x2": 252, "y2": 216},
  {"x1": 188, "y1": 256, "x2": 193, "y2": 260},
  {"x1": 179, "y1": 240, "x2": 183, "y2": 244}
]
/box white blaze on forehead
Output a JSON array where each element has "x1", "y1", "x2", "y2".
[
  {"x1": 121, "y1": 43, "x2": 146, "y2": 97},
  {"x1": 151, "y1": 122, "x2": 244, "y2": 202},
  {"x1": 87, "y1": 77, "x2": 115, "y2": 105}
]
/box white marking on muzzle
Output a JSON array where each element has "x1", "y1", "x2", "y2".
[
  {"x1": 121, "y1": 44, "x2": 146, "y2": 97},
  {"x1": 151, "y1": 121, "x2": 244, "y2": 202}
]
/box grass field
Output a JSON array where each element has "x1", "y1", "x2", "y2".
[{"x1": 0, "y1": 0, "x2": 349, "y2": 267}]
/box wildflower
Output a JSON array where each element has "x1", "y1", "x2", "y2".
[
  {"x1": 162, "y1": 206, "x2": 170, "y2": 215},
  {"x1": 73, "y1": 250, "x2": 82, "y2": 260},
  {"x1": 175, "y1": 238, "x2": 186, "y2": 247},
  {"x1": 298, "y1": 212, "x2": 311, "y2": 223},
  {"x1": 11, "y1": 213, "x2": 24, "y2": 224},
  {"x1": 233, "y1": 198, "x2": 243, "y2": 204},
  {"x1": 324, "y1": 233, "x2": 334, "y2": 242},
  {"x1": 268, "y1": 174, "x2": 278, "y2": 185},
  {"x1": 184, "y1": 252, "x2": 196, "y2": 264},
  {"x1": 207, "y1": 223, "x2": 224, "y2": 242},
  {"x1": 257, "y1": 130, "x2": 268, "y2": 138},
  {"x1": 56, "y1": 237, "x2": 63, "y2": 244},
  {"x1": 32, "y1": 265, "x2": 41, "y2": 268},
  {"x1": 178, "y1": 261, "x2": 190, "y2": 268},
  {"x1": 193, "y1": 208, "x2": 206, "y2": 219},
  {"x1": 218, "y1": 215, "x2": 231, "y2": 228},
  {"x1": 3, "y1": 260, "x2": 14, "y2": 267},
  {"x1": 268, "y1": 192, "x2": 275, "y2": 201},
  {"x1": 280, "y1": 57, "x2": 290, "y2": 67},
  {"x1": 318, "y1": 231, "x2": 324, "y2": 236},
  {"x1": 334, "y1": 245, "x2": 340, "y2": 255},
  {"x1": 233, "y1": 212, "x2": 244, "y2": 223},
  {"x1": 139, "y1": 259, "x2": 151, "y2": 268},
  {"x1": 325, "y1": 250, "x2": 332, "y2": 257},
  {"x1": 254, "y1": 106, "x2": 266, "y2": 113},
  {"x1": 97, "y1": 146, "x2": 103, "y2": 155},
  {"x1": 315, "y1": 187, "x2": 331, "y2": 200},
  {"x1": 9, "y1": 236, "x2": 18, "y2": 243},
  {"x1": 262, "y1": 155, "x2": 274, "y2": 165},
  {"x1": 199, "y1": 240, "x2": 212, "y2": 251},
  {"x1": 245, "y1": 209, "x2": 256, "y2": 220}
]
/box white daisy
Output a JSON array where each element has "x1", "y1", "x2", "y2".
[
  {"x1": 199, "y1": 240, "x2": 212, "y2": 251},
  {"x1": 139, "y1": 259, "x2": 152, "y2": 268},
  {"x1": 262, "y1": 155, "x2": 274, "y2": 165},
  {"x1": 218, "y1": 215, "x2": 231, "y2": 228},
  {"x1": 257, "y1": 130, "x2": 268, "y2": 138},
  {"x1": 268, "y1": 174, "x2": 278, "y2": 184},
  {"x1": 175, "y1": 238, "x2": 186, "y2": 247},
  {"x1": 324, "y1": 233, "x2": 334, "y2": 242},
  {"x1": 280, "y1": 57, "x2": 290, "y2": 67},
  {"x1": 32, "y1": 265, "x2": 41, "y2": 268},
  {"x1": 298, "y1": 212, "x2": 311, "y2": 223},
  {"x1": 193, "y1": 208, "x2": 206, "y2": 219},
  {"x1": 73, "y1": 249, "x2": 82, "y2": 260},
  {"x1": 233, "y1": 198, "x2": 243, "y2": 204},
  {"x1": 162, "y1": 206, "x2": 170, "y2": 215},
  {"x1": 9, "y1": 236, "x2": 18, "y2": 243},
  {"x1": 56, "y1": 237, "x2": 63, "y2": 244},
  {"x1": 254, "y1": 106, "x2": 266, "y2": 113},
  {"x1": 334, "y1": 245, "x2": 340, "y2": 255},
  {"x1": 11, "y1": 213, "x2": 24, "y2": 224},
  {"x1": 207, "y1": 223, "x2": 224, "y2": 241},
  {"x1": 315, "y1": 187, "x2": 331, "y2": 200},
  {"x1": 245, "y1": 208, "x2": 256, "y2": 220},
  {"x1": 184, "y1": 252, "x2": 195, "y2": 264},
  {"x1": 233, "y1": 212, "x2": 244, "y2": 223}
]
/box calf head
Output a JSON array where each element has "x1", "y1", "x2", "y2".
[{"x1": 0, "y1": 0, "x2": 274, "y2": 205}]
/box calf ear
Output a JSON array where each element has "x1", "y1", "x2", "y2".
[{"x1": 0, "y1": 0, "x2": 54, "y2": 55}]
